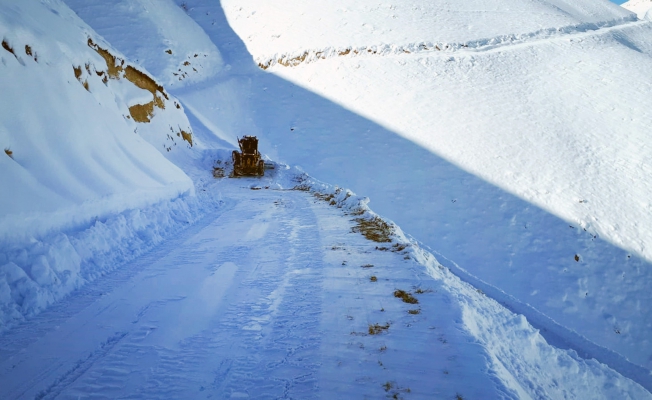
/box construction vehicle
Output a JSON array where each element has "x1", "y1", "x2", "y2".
[{"x1": 232, "y1": 136, "x2": 264, "y2": 177}]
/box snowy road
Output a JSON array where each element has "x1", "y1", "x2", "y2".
[
  {"x1": 3, "y1": 0, "x2": 652, "y2": 398},
  {"x1": 256, "y1": 18, "x2": 645, "y2": 69},
  {"x1": 0, "y1": 181, "x2": 509, "y2": 399}
]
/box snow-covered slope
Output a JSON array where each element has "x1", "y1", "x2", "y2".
[
  {"x1": 2, "y1": 0, "x2": 652, "y2": 396},
  {"x1": 222, "y1": 0, "x2": 635, "y2": 67},
  {"x1": 160, "y1": 0, "x2": 652, "y2": 375},
  {"x1": 623, "y1": 0, "x2": 652, "y2": 19},
  {"x1": 0, "y1": 0, "x2": 198, "y2": 242},
  {"x1": 63, "y1": 0, "x2": 224, "y2": 87},
  {"x1": 0, "y1": 0, "x2": 210, "y2": 329}
]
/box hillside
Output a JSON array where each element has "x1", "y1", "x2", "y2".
[
  {"x1": 61, "y1": 0, "x2": 224, "y2": 87},
  {"x1": 0, "y1": 0, "x2": 213, "y2": 329},
  {"x1": 623, "y1": 0, "x2": 652, "y2": 19},
  {"x1": 163, "y1": 0, "x2": 652, "y2": 373},
  {"x1": 1, "y1": 0, "x2": 652, "y2": 397},
  {"x1": 0, "y1": 0, "x2": 199, "y2": 240}
]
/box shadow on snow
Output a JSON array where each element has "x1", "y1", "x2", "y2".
[{"x1": 169, "y1": 0, "x2": 652, "y2": 390}]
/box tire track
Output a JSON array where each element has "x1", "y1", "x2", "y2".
[
  {"x1": 34, "y1": 332, "x2": 128, "y2": 400},
  {"x1": 206, "y1": 192, "x2": 325, "y2": 399},
  {"x1": 48, "y1": 189, "x2": 324, "y2": 399}
]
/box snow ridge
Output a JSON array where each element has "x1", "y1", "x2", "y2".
[
  {"x1": 623, "y1": 0, "x2": 652, "y2": 20},
  {"x1": 431, "y1": 250, "x2": 652, "y2": 393},
  {"x1": 257, "y1": 16, "x2": 640, "y2": 69},
  {"x1": 0, "y1": 184, "x2": 223, "y2": 332},
  {"x1": 292, "y1": 172, "x2": 651, "y2": 397}
]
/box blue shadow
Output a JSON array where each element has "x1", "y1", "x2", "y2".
[{"x1": 169, "y1": 0, "x2": 652, "y2": 390}]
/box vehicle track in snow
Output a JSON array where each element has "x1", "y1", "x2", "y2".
[
  {"x1": 1, "y1": 177, "x2": 649, "y2": 398},
  {"x1": 0, "y1": 181, "x2": 503, "y2": 399},
  {"x1": 257, "y1": 16, "x2": 644, "y2": 69}
]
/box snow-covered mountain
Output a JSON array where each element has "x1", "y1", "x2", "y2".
[
  {"x1": 2, "y1": 0, "x2": 652, "y2": 397},
  {"x1": 221, "y1": 0, "x2": 634, "y2": 64},
  {"x1": 167, "y1": 0, "x2": 652, "y2": 372},
  {"x1": 623, "y1": 0, "x2": 652, "y2": 19},
  {"x1": 0, "y1": 0, "x2": 211, "y2": 328}
]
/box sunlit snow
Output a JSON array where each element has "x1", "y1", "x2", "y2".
[{"x1": 1, "y1": 0, "x2": 652, "y2": 398}]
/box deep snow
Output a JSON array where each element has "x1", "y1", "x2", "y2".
[
  {"x1": 0, "y1": 0, "x2": 197, "y2": 245},
  {"x1": 623, "y1": 0, "x2": 652, "y2": 19},
  {"x1": 162, "y1": 0, "x2": 652, "y2": 373},
  {"x1": 1, "y1": 168, "x2": 650, "y2": 399},
  {"x1": 61, "y1": 0, "x2": 224, "y2": 87},
  {"x1": 2, "y1": 0, "x2": 652, "y2": 397},
  {"x1": 0, "y1": 0, "x2": 205, "y2": 330}
]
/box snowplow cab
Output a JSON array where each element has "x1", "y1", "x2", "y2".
[{"x1": 232, "y1": 136, "x2": 264, "y2": 177}]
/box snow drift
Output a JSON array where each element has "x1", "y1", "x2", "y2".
[{"x1": 0, "y1": 0, "x2": 211, "y2": 330}]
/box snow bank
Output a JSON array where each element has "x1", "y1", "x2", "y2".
[
  {"x1": 288, "y1": 170, "x2": 651, "y2": 398},
  {"x1": 0, "y1": 183, "x2": 222, "y2": 331},
  {"x1": 0, "y1": 0, "x2": 198, "y2": 245},
  {"x1": 0, "y1": 0, "x2": 223, "y2": 329},
  {"x1": 63, "y1": 0, "x2": 224, "y2": 87}
]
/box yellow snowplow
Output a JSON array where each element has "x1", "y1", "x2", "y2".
[{"x1": 232, "y1": 136, "x2": 264, "y2": 177}]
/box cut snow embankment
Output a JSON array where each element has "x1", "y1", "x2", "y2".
[
  {"x1": 0, "y1": 184, "x2": 223, "y2": 332},
  {"x1": 0, "y1": 145, "x2": 230, "y2": 332},
  {"x1": 0, "y1": 0, "x2": 197, "y2": 244},
  {"x1": 292, "y1": 173, "x2": 651, "y2": 397},
  {"x1": 0, "y1": 0, "x2": 218, "y2": 330}
]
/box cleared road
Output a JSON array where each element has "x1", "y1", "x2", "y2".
[{"x1": 0, "y1": 182, "x2": 501, "y2": 399}]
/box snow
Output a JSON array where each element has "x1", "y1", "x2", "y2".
[
  {"x1": 0, "y1": 167, "x2": 223, "y2": 330},
  {"x1": 623, "y1": 0, "x2": 652, "y2": 19},
  {"x1": 62, "y1": 0, "x2": 224, "y2": 87},
  {"x1": 0, "y1": 0, "x2": 197, "y2": 246},
  {"x1": 221, "y1": 0, "x2": 634, "y2": 65},
  {"x1": 0, "y1": 0, "x2": 212, "y2": 329},
  {"x1": 1, "y1": 170, "x2": 650, "y2": 398},
  {"x1": 2, "y1": 0, "x2": 652, "y2": 397},
  {"x1": 164, "y1": 0, "x2": 652, "y2": 372}
]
